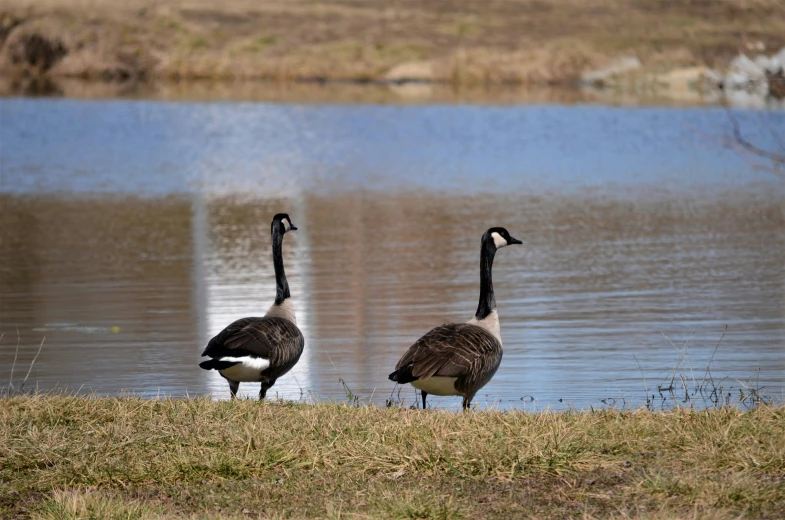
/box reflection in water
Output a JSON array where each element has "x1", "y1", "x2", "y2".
[
  {"x1": 193, "y1": 194, "x2": 313, "y2": 400},
  {"x1": 0, "y1": 196, "x2": 199, "y2": 396},
  {"x1": 0, "y1": 77, "x2": 756, "y2": 107},
  {"x1": 1, "y1": 189, "x2": 783, "y2": 409},
  {"x1": 0, "y1": 98, "x2": 783, "y2": 409}
]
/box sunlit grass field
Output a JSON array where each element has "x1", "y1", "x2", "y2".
[{"x1": 1, "y1": 395, "x2": 783, "y2": 519}]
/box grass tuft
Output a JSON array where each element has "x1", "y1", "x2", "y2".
[{"x1": 1, "y1": 395, "x2": 783, "y2": 518}]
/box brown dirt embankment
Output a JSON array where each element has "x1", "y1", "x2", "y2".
[{"x1": 1, "y1": 0, "x2": 784, "y2": 86}]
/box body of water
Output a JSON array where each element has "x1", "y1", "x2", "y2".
[{"x1": 1, "y1": 97, "x2": 783, "y2": 410}]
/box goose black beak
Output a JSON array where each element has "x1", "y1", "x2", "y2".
[
  {"x1": 508, "y1": 236, "x2": 522, "y2": 245},
  {"x1": 290, "y1": 224, "x2": 298, "y2": 231}
]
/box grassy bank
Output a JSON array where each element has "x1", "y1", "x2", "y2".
[
  {"x1": 1, "y1": 396, "x2": 783, "y2": 519},
  {"x1": 1, "y1": 0, "x2": 784, "y2": 86}
]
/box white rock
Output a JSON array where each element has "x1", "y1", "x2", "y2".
[
  {"x1": 723, "y1": 54, "x2": 772, "y2": 91},
  {"x1": 754, "y1": 55, "x2": 777, "y2": 74},
  {"x1": 724, "y1": 71, "x2": 752, "y2": 90},
  {"x1": 725, "y1": 89, "x2": 768, "y2": 109},
  {"x1": 768, "y1": 47, "x2": 785, "y2": 75},
  {"x1": 384, "y1": 61, "x2": 434, "y2": 83},
  {"x1": 655, "y1": 66, "x2": 718, "y2": 92},
  {"x1": 388, "y1": 82, "x2": 434, "y2": 99},
  {"x1": 580, "y1": 56, "x2": 642, "y2": 85},
  {"x1": 729, "y1": 54, "x2": 766, "y2": 80},
  {"x1": 773, "y1": 47, "x2": 785, "y2": 67}
]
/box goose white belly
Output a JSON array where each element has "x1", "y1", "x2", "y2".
[
  {"x1": 218, "y1": 356, "x2": 271, "y2": 382},
  {"x1": 412, "y1": 377, "x2": 460, "y2": 396}
]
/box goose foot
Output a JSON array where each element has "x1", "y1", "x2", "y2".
[
  {"x1": 228, "y1": 380, "x2": 239, "y2": 399},
  {"x1": 259, "y1": 379, "x2": 275, "y2": 401}
]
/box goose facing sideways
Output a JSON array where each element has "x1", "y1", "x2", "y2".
[
  {"x1": 199, "y1": 213, "x2": 304, "y2": 400},
  {"x1": 388, "y1": 227, "x2": 522, "y2": 410}
]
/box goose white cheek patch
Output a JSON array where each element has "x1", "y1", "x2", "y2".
[
  {"x1": 491, "y1": 232, "x2": 508, "y2": 248},
  {"x1": 281, "y1": 218, "x2": 291, "y2": 231}
]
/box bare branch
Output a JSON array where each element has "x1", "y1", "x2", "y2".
[{"x1": 725, "y1": 107, "x2": 785, "y2": 164}]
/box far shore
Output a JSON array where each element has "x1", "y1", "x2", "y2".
[
  {"x1": 2, "y1": 0, "x2": 784, "y2": 98},
  {"x1": 0, "y1": 75, "x2": 752, "y2": 106}
]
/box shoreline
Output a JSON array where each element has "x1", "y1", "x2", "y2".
[
  {"x1": 2, "y1": 1, "x2": 784, "y2": 103},
  {"x1": 3, "y1": 76, "x2": 785, "y2": 109}
]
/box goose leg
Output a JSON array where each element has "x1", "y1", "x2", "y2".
[
  {"x1": 260, "y1": 379, "x2": 276, "y2": 401},
  {"x1": 462, "y1": 396, "x2": 471, "y2": 411},
  {"x1": 228, "y1": 380, "x2": 239, "y2": 399},
  {"x1": 421, "y1": 391, "x2": 428, "y2": 410}
]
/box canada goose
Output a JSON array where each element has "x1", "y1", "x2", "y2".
[
  {"x1": 199, "y1": 213, "x2": 304, "y2": 400},
  {"x1": 388, "y1": 227, "x2": 522, "y2": 410}
]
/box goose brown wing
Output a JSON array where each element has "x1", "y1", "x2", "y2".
[
  {"x1": 202, "y1": 317, "x2": 304, "y2": 368},
  {"x1": 394, "y1": 323, "x2": 502, "y2": 385}
]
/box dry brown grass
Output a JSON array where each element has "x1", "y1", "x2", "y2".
[
  {"x1": 0, "y1": 0, "x2": 784, "y2": 85},
  {"x1": 1, "y1": 395, "x2": 784, "y2": 519}
]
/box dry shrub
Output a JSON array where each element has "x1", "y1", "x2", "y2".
[
  {"x1": 54, "y1": 45, "x2": 158, "y2": 81},
  {"x1": 1, "y1": 19, "x2": 69, "y2": 75},
  {"x1": 444, "y1": 43, "x2": 600, "y2": 85},
  {"x1": 1, "y1": 0, "x2": 784, "y2": 85}
]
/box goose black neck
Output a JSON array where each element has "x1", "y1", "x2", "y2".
[
  {"x1": 272, "y1": 226, "x2": 290, "y2": 305},
  {"x1": 475, "y1": 243, "x2": 496, "y2": 320}
]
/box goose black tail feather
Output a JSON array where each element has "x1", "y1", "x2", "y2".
[
  {"x1": 199, "y1": 359, "x2": 240, "y2": 371},
  {"x1": 388, "y1": 365, "x2": 418, "y2": 384}
]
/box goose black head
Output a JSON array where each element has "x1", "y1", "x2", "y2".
[
  {"x1": 272, "y1": 213, "x2": 298, "y2": 235},
  {"x1": 483, "y1": 227, "x2": 522, "y2": 250}
]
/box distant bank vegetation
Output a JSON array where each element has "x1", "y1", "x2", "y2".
[{"x1": 1, "y1": 0, "x2": 784, "y2": 94}]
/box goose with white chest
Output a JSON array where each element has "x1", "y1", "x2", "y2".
[
  {"x1": 199, "y1": 213, "x2": 304, "y2": 400},
  {"x1": 388, "y1": 227, "x2": 522, "y2": 410}
]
